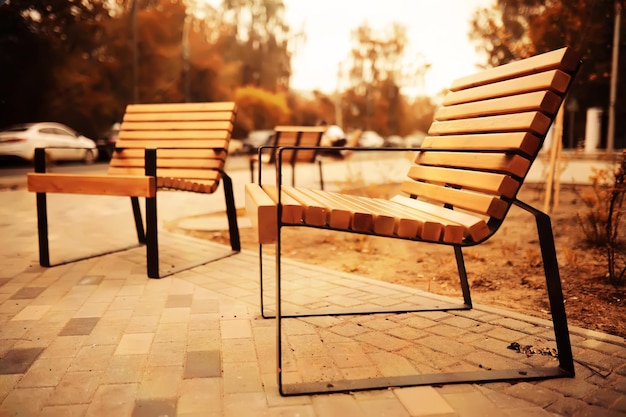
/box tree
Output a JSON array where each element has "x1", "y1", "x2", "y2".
[
  {"x1": 0, "y1": 0, "x2": 111, "y2": 136},
  {"x1": 217, "y1": 0, "x2": 294, "y2": 92},
  {"x1": 0, "y1": 2, "x2": 53, "y2": 126},
  {"x1": 0, "y1": 0, "x2": 303, "y2": 142},
  {"x1": 3, "y1": 0, "x2": 423, "y2": 144},
  {"x1": 342, "y1": 21, "x2": 433, "y2": 136},
  {"x1": 234, "y1": 85, "x2": 290, "y2": 134},
  {"x1": 470, "y1": 0, "x2": 626, "y2": 148}
]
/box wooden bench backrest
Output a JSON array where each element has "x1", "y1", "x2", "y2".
[
  {"x1": 267, "y1": 126, "x2": 326, "y2": 164},
  {"x1": 401, "y1": 47, "x2": 580, "y2": 226},
  {"x1": 108, "y1": 102, "x2": 236, "y2": 193}
]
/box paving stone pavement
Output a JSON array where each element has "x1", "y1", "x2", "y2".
[{"x1": 0, "y1": 154, "x2": 625, "y2": 416}]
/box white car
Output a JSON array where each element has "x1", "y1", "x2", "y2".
[
  {"x1": 404, "y1": 131, "x2": 426, "y2": 148},
  {"x1": 358, "y1": 130, "x2": 385, "y2": 148},
  {"x1": 0, "y1": 122, "x2": 98, "y2": 164}
]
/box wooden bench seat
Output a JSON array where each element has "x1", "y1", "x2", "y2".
[
  {"x1": 245, "y1": 47, "x2": 581, "y2": 395},
  {"x1": 27, "y1": 102, "x2": 240, "y2": 278}
]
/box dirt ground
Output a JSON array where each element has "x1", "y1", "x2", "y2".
[{"x1": 171, "y1": 182, "x2": 626, "y2": 339}]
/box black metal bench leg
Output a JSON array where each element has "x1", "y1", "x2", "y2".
[
  {"x1": 454, "y1": 245, "x2": 472, "y2": 308},
  {"x1": 276, "y1": 222, "x2": 286, "y2": 395},
  {"x1": 514, "y1": 199, "x2": 575, "y2": 376},
  {"x1": 222, "y1": 173, "x2": 241, "y2": 252},
  {"x1": 318, "y1": 159, "x2": 324, "y2": 190},
  {"x1": 145, "y1": 195, "x2": 159, "y2": 278},
  {"x1": 535, "y1": 210, "x2": 575, "y2": 375},
  {"x1": 131, "y1": 197, "x2": 146, "y2": 244},
  {"x1": 259, "y1": 243, "x2": 269, "y2": 317},
  {"x1": 35, "y1": 192, "x2": 50, "y2": 267},
  {"x1": 33, "y1": 148, "x2": 50, "y2": 266},
  {"x1": 144, "y1": 148, "x2": 159, "y2": 278}
]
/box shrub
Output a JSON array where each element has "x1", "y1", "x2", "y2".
[
  {"x1": 577, "y1": 167, "x2": 613, "y2": 246},
  {"x1": 606, "y1": 152, "x2": 626, "y2": 285},
  {"x1": 576, "y1": 151, "x2": 626, "y2": 285}
]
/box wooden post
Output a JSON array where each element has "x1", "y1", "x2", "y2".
[
  {"x1": 552, "y1": 106, "x2": 564, "y2": 212},
  {"x1": 607, "y1": 0, "x2": 621, "y2": 153},
  {"x1": 544, "y1": 105, "x2": 565, "y2": 213}
]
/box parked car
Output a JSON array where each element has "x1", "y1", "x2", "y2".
[
  {"x1": 358, "y1": 130, "x2": 385, "y2": 148},
  {"x1": 404, "y1": 131, "x2": 427, "y2": 148},
  {"x1": 240, "y1": 129, "x2": 275, "y2": 154},
  {"x1": 95, "y1": 122, "x2": 120, "y2": 161},
  {"x1": 0, "y1": 122, "x2": 98, "y2": 164},
  {"x1": 383, "y1": 135, "x2": 405, "y2": 147}
]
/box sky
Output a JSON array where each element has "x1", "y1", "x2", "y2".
[
  {"x1": 283, "y1": 0, "x2": 494, "y2": 96},
  {"x1": 200, "y1": 0, "x2": 495, "y2": 97}
]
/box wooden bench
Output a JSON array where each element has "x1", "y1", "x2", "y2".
[
  {"x1": 245, "y1": 47, "x2": 580, "y2": 395},
  {"x1": 27, "y1": 102, "x2": 240, "y2": 278},
  {"x1": 249, "y1": 126, "x2": 327, "y2": 189}
]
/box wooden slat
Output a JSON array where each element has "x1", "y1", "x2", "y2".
[
  {"x1": 303, "y1": 189, "x2": 354, "y2": 229},
  {"x1": 365, "y1": 198, "x2": 441, "y2": 240},
  {"x1": 120, "y1": 121, "x2": 233, "y2": 131},
  {"x1": 281, "y1": 186, "x2": 328, "y2": 226},
  {"x1": 344, "y1": 194, "x2": 445, "y2": 239},
  {"x1": 284, "y1": 187, "x2": 358, "y2": 229},
  {"x1": 305, "y1": 189, "x2": 439, "y2": 238},
  {"x1": 153, "y1": 168, "x2": 221, "y2": 181},
  {"x1": 306, "y1": 189, "x2": 379, "y2": 233},
  {"x1": 108, "y1": 167, "x2": 221, "y2": 181},
  {"x1": 109, "y1": 159, "x2": 223, "y2": 170},
  {"x1": 245, "y1": 183, "x2": 278, "y2": 244},
  {"x1": 374, "y1": 199, "x2": 445, "y2": 241},
  {"x1": 369, "y1": 198, "x2": 464, "y2": 243},
  {"x1": 276, "y1": 132, "x2": 324, "y2": 145},
  {"x1": 435, "y1": 91, "x2": 562, "y2": 121},
  {"x1": 107, "y1": 167, "x2": 148, "y2": 176},
  {"x1": 406, "y1": 165, "x2": 521, "y2": 198},
  {"x1": 347, "y1": 195, "x2": 461, "y2": 243},
  {"x1": 113, "y1": 139, "x2": 229, "y2": 149},
  {"x1": 159, "y1": 178, "x2": 217, "y2": 193},
  {"x1": 126, "y1": 102, "x2": 236, "y2": 113},
  {"x1": 118, "y1": 131, "x2": 230, "y2": 140},
  {"x1": 400, "y1": 180, "x2": 509, "y2": 219},
  {"x1": 123, "y1": 111, "x2": 235, "y2": 122},
  {"x1": 450, "y1": 47, "x2": 580, "y2": 91},
  {"x1": 421, "y1": 215, "x2": 463, "y2": 243},
  {"x1": 414, "y1": 152, "x2": 531, "y2": 178},
  {"x1": 275, "y1": 126, "x2": 327, "y2": 134},
  {"x1": 420, "y1": 132, "x2": 541, "y2": 156},
  {"x1": 428, "y1": 111, "x2": 552, "y2": 137},
  {"x1": 357, "y1": 198, "x2": 423, "y2": 238},
  {"x1": 299, "y1": 132, "x2": 325, "y2": 146},
  {"x1": 444, "y1": 70, "x2": 571, "y2": 106},
  {"x1": 327, "y1": 192, "x2": 398, "y2": 236},
  {"x1": 279, "y1": 149, "x2": 317, "y2": 164},
  {"x1": 270, "y1": 127, "x2": 325, "y2": 164},
  {"x1": 196, "y1": 181, "x2": 218, "y2": 193},
  {"x1": 302, "y1": 189, "x2": 455, "y2": 239},
  {"x1": 112, "y1": 148, "x2": 226, "y2": 159},
  {"x1": 27, "y1": 173, "x2": 155, "y2": 197},
  {"x1": 261, "y1": 184, "x2": 304, "y2": 224},
  {"x1": 391, "y1": 195, "x2": 491, "y2": 242},
  {"x1": 271, "y1": 130, "x2": 300, "y2": 163}
]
